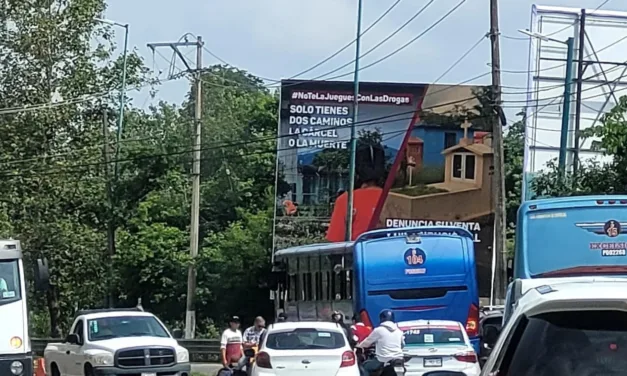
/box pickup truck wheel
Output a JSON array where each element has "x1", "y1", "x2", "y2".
[
  {"x1": 84, "y1": 363, "x2": 94, "y2": 376},
  {"x1": 50, "y1": 363, "x2": 60, "y2": 376}
]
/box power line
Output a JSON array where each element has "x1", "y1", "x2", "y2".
[
  {"x1": 0, "y1": 95, "x2": 498, "y2": 176},
  {"x1": 286, "y1": 0, "x2": 468, "y2": 85},
  {"x1": 292, "y1": 0, "x2": 437, "y2": 84}
]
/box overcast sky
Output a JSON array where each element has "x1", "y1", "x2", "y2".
[{"x1": 104, "y1": 0, "x2": 627, "y2": 115}]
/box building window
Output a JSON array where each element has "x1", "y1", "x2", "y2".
[
  {"x1": 444, "y1": 132, "x2": 457, "y2": 149},
  {"x1": 452, "y1": 153, "x2": 476, "y2": 181}
]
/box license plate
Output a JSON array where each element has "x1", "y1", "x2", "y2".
[
  {"x1": 424, "y1": 357, "x2": 442, "y2": 367},
  {"x1": 141, "y1": 373, "x2": 157, "y2": 376},
  {"x1": 394, "y1": 365, "x2": 405, "y2": 374}
]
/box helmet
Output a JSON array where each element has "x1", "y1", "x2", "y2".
[
  {"x1": 379, "y1": 309, "x2": 395, "y2": 323},
  {"x1": 331, "y1": 311, "x2": 343, "y2": 322}
]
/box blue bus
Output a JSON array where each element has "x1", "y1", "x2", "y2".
[
  {"x1": 353, "y1": 227, "x2": 480, "y2": 352},
  {"x1": 272, "y1": 226, "x2": 481, "y2": 352},
  {"x1": 504, "y1": 195, "x2": 627, "y2": 322}
]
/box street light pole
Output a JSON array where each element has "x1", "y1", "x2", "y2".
[
  {"x1": 115, "y1": 24, "x2": 129, "y2": 179},
  {"x1": 346, "y1": 0, "x2": 363, "y2": 242},
  {"x1": 94, "y1": 17, "x2": 129, "y2": 308}
]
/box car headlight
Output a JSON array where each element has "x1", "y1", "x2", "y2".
[
  {"x1": 89, "y1": 353, "x2": 114, "y2": 366},
  {"x1": 176, "y1": 348, "x2": 189, "y2": 363},
  {"x1": 10, "y1": 360, "x2": 23, "y2": 375}
]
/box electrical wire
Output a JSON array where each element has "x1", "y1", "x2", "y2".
[
  {"x1": 0, "y1": 94, "x2": 496, "y2": 175},
  {"x1": 282, "y1": 0, "x2": 468, "y2": 86},
  {"x1": 287, "y1": 0, "x2": 437, "y2": 84}
]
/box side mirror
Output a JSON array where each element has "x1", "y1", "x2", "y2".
[
  {"x1": 244, "y1": 348, "x2": 256, "y2": 358},
  {"x1": 65, "y1": 334, "x2": 80, "y2": 345},
  {"x1": 34, "y1": 258, "x2": 50, "y2": 292},
  {"x1": 172, "y1": 329, "x2": 183, "y2": 339}
]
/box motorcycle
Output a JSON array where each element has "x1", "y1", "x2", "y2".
[
  {"x1": 216, "y1": 348, "x2": 256, "y2": 376},
  {"x1": 356, "y1": 347, "x2": 406, "y2": 376}
]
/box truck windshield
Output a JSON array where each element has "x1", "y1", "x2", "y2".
[
  {"x1": 87, "y1": 316, "x2": 170, "y2": 341},
  {"x1": 0, "y1": 259, "x2": 22, "y2": 305}
]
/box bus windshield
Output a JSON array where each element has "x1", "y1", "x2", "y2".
[
  {"x1": 0, "y1": 260, "x2": 21, "y2": 304},
  {"x1": 521, "y1": 204, "x2": 627, "y2": 277}
]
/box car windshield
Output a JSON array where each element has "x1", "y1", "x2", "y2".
[
  {"x1": 504, "y1": 310, "x2": 627, "y2": 376},
  {"x1": 265, "y1": 328, "x2": 345, "y2": 350},
  {"x1": 401, "y1": 325, "x2": 465, "y2": 346},
  {"x1": 87, "y1": 315, "x2": 170, "y2": 341},
  {"x1": 0, "y1": 260, "x2": 21, "y2": 304}
]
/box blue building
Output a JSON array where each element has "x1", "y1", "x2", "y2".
[{"x1": 410, "y1": 124, "x2": 475, "y2": 167}]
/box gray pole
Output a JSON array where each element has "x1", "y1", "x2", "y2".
[
  {"x1": 114, "y1": 24, "x2": 129, "y2": 179},
  {"x1": 558, "y1": 37, "x2": 575, "y2": 178},
  {"x1": 185, "y1": 36, "x2": 203, "y2": 339},
  {"x1": 346, "y1": 0, "x2": 364, "y2": 241},
  {"x1": 573, "y1": 9, "x2": 586, "y2": 177},
  {"x1": 489, "y1": 0, "x2": 507, "y2": 302}
]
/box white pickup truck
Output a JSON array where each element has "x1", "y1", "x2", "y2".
[{"x1": 44, "y1": 308, "x2": 191, "y2": 376}]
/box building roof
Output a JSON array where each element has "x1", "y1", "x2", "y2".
[{"x1": 441, "y1": 142, "x2": 493, "y2": 156}]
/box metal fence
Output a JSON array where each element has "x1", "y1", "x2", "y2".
[{"x1": 31, "y1": 338, "x2": 221, "y2": 363}]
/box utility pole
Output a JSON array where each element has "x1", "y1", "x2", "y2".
[
  {"x1": 558, "y1": 37, "x2": 575, "y2": 178},
  {"x1": 346, "y1": 0, "x2": 364, "y2": 242},
  {"x1": 489, "y1": 0, "x2": 507, "y2": 303},
  {"x1": 102, "y1": 107, "x2": 116, "y2": 308},
  {"x1": 147, "y1": 36, "x2": 204, "y2": 339},
  {"x1": 573, "y1": 9, "x2": 586, "y2": 178}
]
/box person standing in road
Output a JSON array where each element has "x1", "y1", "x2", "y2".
[
  {"x1": 220, "y1": 316, "x2": 243, "y2": 369},
  {"x1": 243, "y1": 316, "x2": 266, "y2": 349}
]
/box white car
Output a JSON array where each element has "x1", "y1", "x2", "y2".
[
  {"x1": 399, "y1": 319, "x2": 480, "y2": 376},
  {"x1": 481, "y1": 280, "x2": 627, "y2": 375},
  {"x1": 250, "y1": 321, "x2": 359, "y2": 376}
]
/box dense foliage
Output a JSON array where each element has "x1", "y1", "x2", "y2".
[{"x1": 1, "y1": 0, "x2": 278, "y2": 337}]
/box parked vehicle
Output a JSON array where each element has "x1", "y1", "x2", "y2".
[
  {"x1": 0, "y1": 240, "x2": 48, "y2": 376},
  {"x1": 399, "y1": 320, "x2": 480, "y2": 376},
  {"x1": 481, "y1": 280, "x2": 627, "y2": 375},
  {"x1": 44, "y1": 307, "x2": 191, "y2": 376},
  {"x1": 249, "y1": 321, "x2": 359, "y2": 376}
]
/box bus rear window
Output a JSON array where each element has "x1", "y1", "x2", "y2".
[{"x1": 500, "y1": 310, "x2": 627, "y2": 375}]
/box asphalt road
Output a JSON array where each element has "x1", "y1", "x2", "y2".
[{"x1": 191, "y1": 363, "x2": 222, "y2": 375}]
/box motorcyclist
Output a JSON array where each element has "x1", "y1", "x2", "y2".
[
  {"x1": 331, "y1": 310, "x2": 356, "y2": 348},
  {"x1": 356, "y1": 309, "x2": 405, "y2": 376}
]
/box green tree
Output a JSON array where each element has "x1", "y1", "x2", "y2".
[{"x1": 0, "y1": 0, "x2": 147, "y2": 336}]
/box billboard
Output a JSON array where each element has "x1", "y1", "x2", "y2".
[
  {"x1": 523, "y1": 5, "x2": 627, "y2": 200},
  {"x1": 274, "y1": 80, "x2": 494, "y2": 296}
]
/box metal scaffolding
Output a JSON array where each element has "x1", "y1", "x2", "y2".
[{"x1": 522, "y1": 5, "x2": 627, "y2": 200}]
